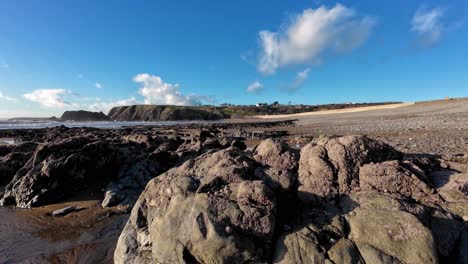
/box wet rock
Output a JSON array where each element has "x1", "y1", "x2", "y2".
[{"x1": 0, "y1": 137, "x2": 119, "y2": 207}]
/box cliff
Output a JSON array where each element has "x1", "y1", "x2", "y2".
[{"x1": 108, "y1": 105, "x2": 225, "y2": 121}]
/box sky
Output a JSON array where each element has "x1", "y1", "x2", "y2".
[{"x1": 0, "y1": 0, "x2": 467, "y2": 118}]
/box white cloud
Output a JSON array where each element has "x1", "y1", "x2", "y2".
[
  {"x1": 0, "y1": 91, "x2": 16, "y2": 101},
  {"x1": 87, "y1": 97, "x2": 139, "y2": 113},
  {"x1": 411, "y1": 7, "x2": 444, "y2": 47},
  {"x1": 23, "y1": 89, "x2": 73, "y2": 108},
  {"x1": 95, "y1": 83, "x2": 103, "y2": 89},
  {"x1": 246, "y1": 81, "x2": 263, "y2": 93},
  {"x1": 258, "y1": 4, "x2": 376, "y2": 74},
  {"x1": 134, "y1": 73, "x2": 204, "y2": 105},
  {"x1": 285, "y1": 68, "x2": 311, "y2": 92}
]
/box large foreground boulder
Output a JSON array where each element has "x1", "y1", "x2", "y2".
[
  {"x1": 114, "y1": 143, "x2": 298, "y2": 263},
  {"x1": 115, "y1": 136, "x2": 468, "y2": 263}
]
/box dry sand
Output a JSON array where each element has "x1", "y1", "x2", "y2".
[{"x1": 254, "y1": 102, "x2": 415, "y2": 119}]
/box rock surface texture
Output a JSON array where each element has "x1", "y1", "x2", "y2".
[{"x1": 115, "y1": 135, "x2": 468, "y2": 264}]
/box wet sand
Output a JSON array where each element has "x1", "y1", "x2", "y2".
[{"x1": 0, "y1": 200, "x2": 127, "y2": 263}]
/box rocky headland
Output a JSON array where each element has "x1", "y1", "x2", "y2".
[
  {"x1": 0, "y1": 117, "x2": 466, "y2": 263},
  {"x1": 108, "y1": 105, "x2": 225, "y2": 121},
  {"x1": 60, "y1": 110, "x2": 111, "y2": 122}
]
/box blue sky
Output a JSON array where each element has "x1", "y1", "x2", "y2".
[{"x1": 0, "y1": 0, "x2": 467, "y2": 117}]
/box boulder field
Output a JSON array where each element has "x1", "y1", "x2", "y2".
[{"x1": 0, "y1": 128, "x2": 467, "y2": 263}]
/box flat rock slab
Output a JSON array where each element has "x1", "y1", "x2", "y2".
[{"x1": 51, "y1": 206, "x2": 78, "y2": 216}]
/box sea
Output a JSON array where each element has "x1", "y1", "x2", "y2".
[{"x1": 0, "y1": 119, "x2": 215, "y2": 130}]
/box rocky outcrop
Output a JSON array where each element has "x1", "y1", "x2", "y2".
[
  {"x1": 1, "y1": 126, "x2": 467, "y2": 263},
  {"x1": 1, "y1": 137, "x2": 119, "y2": 207},
  {"x1": 108, "y1": 105, "x2": 225, "y2": 121},
  {"x1": 0, "y1": 142, "x2": 38, "y2": 189},
  {"x1": 115, "y1": 135, "x2": 468, "y2": 263},
  {"x1": 114, "y1": 140, "x2": 299, "y2": 263},
  {"x1": 60, "y1": 110, "x2": 111, "y2": 121},
  {"x1": 297, "y1": 135, "x2": 401, "y2": 202},
  {"x1": 0, "y1": 128, "x2": 235, "y2": 209}
]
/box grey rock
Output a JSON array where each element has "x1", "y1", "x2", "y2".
[{"x1": 52, "y1": 206, "x2": 78, "y2": 216}]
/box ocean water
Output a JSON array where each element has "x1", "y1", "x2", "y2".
[{"x1": 0, "y1": 120, "x2": 217, "y2": 130}]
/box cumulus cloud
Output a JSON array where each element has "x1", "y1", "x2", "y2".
[
  {"x1": 258, "y1": 4, "x2": 376, "y2": 74},
  {"x1": 134, "y1": 73, "x2": 204, "y2": 105},
  {"x1": 411, "y1": 6, "x2": 444, "y2": 47},
  {"x1": 0, "y1": 91, "x2": 15, "y2": 101},
  {"x1": 87, "y1": 97, "x2": 139, "y2": 113},
  {"x1": 95, "y1": 83, "x2": 103, "y2": 89},
  {"x1": 246, "y1": 81, "x2": 263, "y2": 93},
  {"x1": 284, "y1": 68, "x2": 311, "y2": 93},
  {"x1": 23, "y1": 89, "x2": 73, "y2": 108}
]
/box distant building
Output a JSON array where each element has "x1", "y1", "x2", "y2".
[
  {"x1": 220, "y1": 103, "x2": 233, "y2": 107},
  {"x1": 256, "y1": 103, "x2": 268, "y2": 107}
]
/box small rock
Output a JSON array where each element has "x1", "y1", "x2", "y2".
[
  {"x1": 52, "y1": 206, "x2": 78, "y2": 216},
  {"x1": 102, "y1": 189, "x2": 121, "y2": 208}
]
